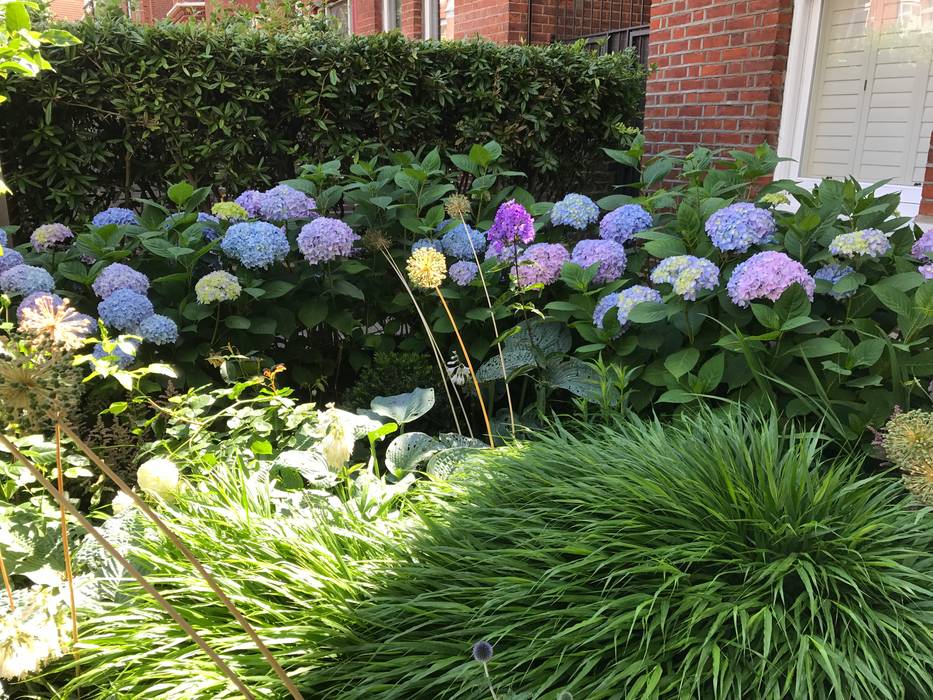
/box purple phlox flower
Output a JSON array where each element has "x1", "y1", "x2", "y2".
[
  {"x1": 0, "y1": 249, "x2": 25, "y2": 274},
  {"x1": 412, "y1": 238, "x2": 442, "y2": 253},
  {"x1": 616, "y1": 285, "x2": 663, "y2": 326},
  {"x1": 911, "y1": 229, "x2": 933, "y2": 260},
  {"x1": 439, "y1": 221, "x2": 486, "y2": 260},
  {"x1": 220, "y1": 221, "x2": 290, "y2": 269},
  {"x1": 487, "y1": 200, "x2": 535, "y2": 255},
  {"x1": 0, "y1": 264, "x2": 55, "y2": 297},
  {"x1": 138, "y1": 314, "x2": 179, "y2": 345},
  {"x1": 829, "y1": 229, "x2": 891, "y2": 258},
  {"x1": 92, "y1": 207, "x2": 139, "y2": 228}
]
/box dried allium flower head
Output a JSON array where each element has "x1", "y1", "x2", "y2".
[
  {"x1": 18, "y1": 294, "x2": 95, "y2": 350},
  {"x1": 0, "y1": 341, "x2": 84, "y2": 431},
  {"x1": 406, "y1": 247, "x2": 447, "y2": 289},
  {"x1": 444, "y1": 194, "x2": 471, "y2": 220},
  {"x1": 0, "y1": 586, "x2": 69, "y2": 680},
  {"x1": 361, "y1": 229, "x2": 392, "y2": 251},
  {"x1": 882, "y1": 410, "x2": 933, "y2": 504}
]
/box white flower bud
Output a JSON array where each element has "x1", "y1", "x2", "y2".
[{"x1": 136, "y1": 458, "x2": 180, "y2": 498}]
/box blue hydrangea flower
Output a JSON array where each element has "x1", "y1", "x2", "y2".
[
  {"x1": 813, "y1": 263, "x2": 856, "y2": 300},
  {"x1": 829, "y1": 229, "x2": 891, "y2": 258},
  {"x1": 0, "y1": 230, "x2": 6, "y2": 247},
  {"x1": 705, "y1": 203, "x2": 776, "y2": 252},
  {"x1": 911, "y1": 229, "x2": 933, "y2": 260},
  {"x1": 570, "y1": 239, "x2": 627, "y2": 284},
  {"x1": 412, "y1": 238, "x2": 442, "y2": 253},
  {"x1": 439, "y1": 221, "x2": 486, "y2": 260},
  {"x1": 220, "y1": 222, "x2": 289, "y2": 269},
  {"x1": 97, "y1": 288, "x2": 154, "y2": 331},
  {"x1": 297, "y1": 217, "x2": 359, "y2": 265},
  {"x1": 235, "y1": 186, "x2": 316, "y2": 220},
  {"x1": 616, "y1": 285, "x2": 663, "y2": 326},
  {"x1": 138, "y1": 314, "x2": 178, "y2": 345},
  {"x1": 195, "y1": 270, "x2": 242, "y2": 304},
  {"x1": 551, "y1": 193, "x2": 600, "y2": 230},
  {"x1": 449, "y1": 260, "x2": 479, "y2": 286},
  {"x1": 727, "y1": 251, "x2": 814, "y2": 308},
  {"x1": 593, "y1": 292, "x2": 621, "y2": 331},
  {"x1": 0, "y1": 264, "x2": 55, "y2": 297},
  {"x1": 92, "y1": 207, "x2": 139, "y2": 227},
  {"x1": 92, "y1": 262, "x2": 150, "y2": 299},
  {"x1": 162, "y1": 212, "x2": 221, "y2": 235},
  {"x1": 92, "y1": 339, "x2": 139, "y2": 369},
  {"x1": 599, "y1": 204, "x2": 653, "y2": 244},
  {"x1": 30, "y1": 223, "x2": 74, "y2": 252},
  {"x1": 649, "y1": 255, "x2": 720, "y2": 300},
  {"x1": 0, "y1": 250, "x2": 25, "y2": 274}
]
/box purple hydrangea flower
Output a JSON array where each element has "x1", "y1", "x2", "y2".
[
  {"x1": 912, "y1": 229, "x2": 933, "y2": 260},
  {"x1": 235, "y1": 186, "x2": 316, "y2": 221},
  {"x1": 92, "y1": 263, "x2": 150, "y2": 299},
  {"x1": 30, "y1": 223, "x2": 74, "y2": 252},
  {"x1": 0, "y1": 230, "x2": 6, "y2": 247},
  {"x1": 920, "y1": 262, "x2": 933, "y2": 280},
  {"x1": 0, "y1": 250, "x2": 25, "y2": 274},
  {"x1": 551, "y1": 193, "x2": 600, "y2": 230},
  {"x1": 511, "y1": 243, "x2": 569, "y2": 287},
  {"x1": 92, "y1": 207, "x2": 139, "y2": 228},
  {"x1": 705, "y1": 203, "x2": 776, "y2": 252},
  {"x1": 297, "y1": 217, "x2": 359, "y2": 265},
  {"x1": 449, "y1": 260, "x2": 479, "y2": 286},
  {"x1": 233, "y1": 190, "x2": 264, "y2": 217},
  {"x1": 439, "y1": 221, "x2": 486, "y2": 260},
  {"x1": 813, "y1": 263, "x2": 856, "y2": 300},
  {"x1": 221, "y1": 222, "x2": 290, "y2": 269},
  {"x1": 92, "y1": 340, "x2": 139, "y2": 369},
  {"x1": 599, "y1": 204, "x2": 653, "y2": 244},
  {"x1": 0, "y1": 264, "x2": 55, "y2": 297},
  {"x1": 97, "y1": 288, "x2": 154, "y2": 331},
  {"x1": 616, "y1": 285, "x2": 663, "y2": 326},
  {"x1": 649, "y1": 255, "x2": 720, "y2": 300},
  {"x1": 138, "y1": 314, "x2": 178, "y2": 345},
  {"x1": 487, "y1": 200, "x2": 535, "y2": 255},
  {"x1": 727, "y1": 251, "x2": 815, "y2": 308},
  {"x1": 829, "y1": 229, "x2": 891, "y2": 258},
  {"x1": 570, "y1": 239, "x2": 627, "y2": 284},
  {"x1": 17, "y1": 291, "x2": 63, "y2": 322}
]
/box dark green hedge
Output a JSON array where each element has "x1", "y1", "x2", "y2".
[{"x1": 0, "y1": 17, "x2": 645, "y2": 225}]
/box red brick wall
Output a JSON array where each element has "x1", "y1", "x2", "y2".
[
  {"x1": 49, "y1": 0, "x2": 87, "y2": 20},
  {"x1": 140, "y1": 0, "x2": 175, "y2": 22},
  {"x1": 920, "y1": 132, "x2": 933, "y2": 216},
  {"x1": 643, "y1": 0, "x2": 794, "y2": 154},
  {"x1": 353, "y1": 0, "x2": 383, "y2": 33},
  {"x1": 456, "y1": 0, "x2": 511, "y2": 41},
  {"x1": 400, "y1": 0, "x2": 423, "y2": 37}
]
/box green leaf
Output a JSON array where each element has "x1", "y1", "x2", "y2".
[
  {"x1": 696, "y1": 353, "x2": 724, "y2": 392},
  {"x1": 298, "y1": 299, "x2": 328, "y2": 328},
  {"x1": 469, "y1": 144, "x2": 492, "y2": 167},
  {"x1": 167, "y1": 182, "x2": 195, "y2": 207},
  {"x1": 871, "y1": 284, "x2": 914, "y2": 317},
  {"x1": 848, "y1": 338, "x2": 885, "y2": 368},
  {"x1": 791, "y1": 338, "x2": 848, "y2": 358},
  {"x1": 224, "y1": 315, "x2": 251, "y2": 330},
  {"x1": 370, "y1": 387, "x2": 436, "y2": 426},
  {"x1": 643, "y1": 157, "x2": 673, "y2": 187},
  {"x1": 260, "y1": 280, "x2": 295, "y2": 299},
  {"x1": 628, "y1": 302, "x2": 670, "y2": 324},
  {"x1": 664, "y1": 348, "x2": 700, "y2": 379},
  {"x1": 384, "y1": 432, "x2": 443, "y2": 477},
  {"x1": 5, "y1": 3, "x2": 31, "y2": 31}
]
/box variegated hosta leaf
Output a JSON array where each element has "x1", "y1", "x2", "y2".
[
  {"x1": 436, "y1": 433, "x2": 489, "y2": 449},
  {"x1": 370, "y1": 387, "x2": 436, "y2": 426},
  {"x1": 544, "y1": 357, "x2": 602, "y2": 400},
  {"x1": 476, "y1": 321, "x2": 572, "y2": 381},
  {"x1": 425, "y1": 446, "x2": 486, "y2": 480},
  {"x1": 384, "y1": 432, "x2": 444, "y2": 477},
  {"x1": 272, "y1": 449, "x2": 337, "y2": 487}
]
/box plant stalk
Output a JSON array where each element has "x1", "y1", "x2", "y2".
[
  {"x1": 55, "y1": 423, "x2": 79, "y2": 649},
  {"x1": 0, "y1": 547, "x2": 12, "y2": 610}
]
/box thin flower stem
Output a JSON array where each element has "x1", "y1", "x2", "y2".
[
  {"x1": 0, "y1": 433, "x2": 258, "y2": 700},
  {"x1": 0, "y1": 547, "x2": 13, "y2": 610},
  {"x1": 435, "y1": 287, "x2": 494, "y2": 447},
  {"x1": 55, "y1": 424, "x2": 79, "y2": 650},
  {"x1": 483, "y1": 663, "x2": 499, "y2": 700}
]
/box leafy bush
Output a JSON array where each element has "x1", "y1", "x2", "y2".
[
  {"x1": 0, "y1": 14, "x2": 645, "y2": 224},
  {"x1": 311, "y1": 409, "x2": 933, "y2": 699}
]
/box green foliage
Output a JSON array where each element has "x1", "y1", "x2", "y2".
[
  {"x1": 0, "y1": 14, "x2": 645, "y2": 223},
  {"x1": 346, "y1": 351, "x2": 437, "y2": 410},
  {"x1": 310, "y1": 409, "x2": 933, "y2": 699}
]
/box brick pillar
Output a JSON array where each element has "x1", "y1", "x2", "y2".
[
  {"x1": 920, "y1": 132, "x2": 933, "y2": 217},
  {"x1": 643, "y1": 0, "x2": 795, "y2": 154},
  {"x1": 401, "y1": 0, "x2": 423, "y2": 37},
  {"x1": 354, "y1": 0, "x2": 383, "y2": 33}
]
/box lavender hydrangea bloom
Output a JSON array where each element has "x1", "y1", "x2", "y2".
[
  {"x1": 551, "y1": 193, "x2": 600, "y2": 230},
  {"x1": 92, "y1": 340, "x2": 139, "y2": 368},
  {"x1": 412, "y1": 238, "x2": 441, "y2": 253},
  {"x1": 234, "y1": 190, "x2": 264, "y2": 218},
  {"x1": 920, "y1": 262, "x2": 933, "y2": 280},
  {"x1": 911, "y1": 229, "x2": 933, "y2": 260},
  {"x1": 440, "y1": 221, "x2": 486, "y2": 260},
  {"x1": 449, "y1": 261, "x2": 479, "y2": 286},
  {"x1": 0, "y1": 265, "x2": 55, "y2": 297},
  {"x1": 92, "y1": 262, "x2": 150, "y2": 299},
  {"x1": 297, "y1": 217, "x2": 359, "y2": 265},
  {"x1": 599, "y1": 204, "x2": 653, "y2": 244},
  {"x1": 649, "y1": 255, "x2": 720, "y2": 300},
  {"x1": 727, "y1": 251, "x2": 815, "y2": 308},
  {"x1": 829, "y1": 229, "x2": 891, "y2": 258},
  {"x1": 92, "y1": 207, "x2": 139, "y2": 227},
  {"x1": 257, "y1": 185, "x2": 317, "y2": 221},
  {"x1": 30, "y1": 223, "x2": 74, "y2": 252},
  {"x1": 221, "y1": 222, "x2": 290, "y2": 269},
  {"x1": 511, "y1": 243, "x2": 569, "y2": 287},
  {"x1": 570, "y1": 239, "x2": 627, "y2": 284},
  {"x1": 17, "y1": 291, "x2": 63, "y2": 322},
  {"x1": 98, "y1": 289, "x2": 154, "y2": 331},
  {"x1": 487, "y1": 200, "x2": 535, "y2": 254},
  {"x1": 616, "y1": 285, "x2": 663, "y2": 326},
  {"x1": 0, "y1": 250, "x2": 25, "y2": 274},
  {"x1": 593, "y1": 292, "x2": 621, "y2": 331},
  {"x1": 705, "y1": 203, "x2": 776, "y2": 252},
  {"x1": 813, "y1": 263, "x2": 856, "y2": 300},
  {"x1": 138, "y1": 314, "x2": 178, "y2": 345}
]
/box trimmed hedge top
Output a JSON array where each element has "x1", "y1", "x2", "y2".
[{"x1": 0, "y1": 17, "x2": 645, "y2": 224}]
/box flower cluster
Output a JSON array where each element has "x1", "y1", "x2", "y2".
[
  {"x1": 487, "y1": 200, "x2": 535, "y2": 254},
  {"x1": 449, "y1": 260, "x2": 478, "y2": 286},
  {"x1": 91, "y1": 207, "x2": 139, "y2": 228},
  {"x1": 221, "y1": 222, "x2": 289, "y2": 269},
  {"x1": 138, "y1": 314, "x2": 179, "y2": 345},
  {"x1": 0, "y1": 265, "x2": 54, "y2": 297},
  {"x1": 705, "y1": 203, "x2": 776, "y2": 252},
  {"x1": 726, "y1": 251, "x2": 815, "y2": 307},
  {"x1": 30, "y1": 223, "x2": 74, "y2": 252},
  {"x1": 444, "y1": 194, "x2": 471, "y2": 219},
  {"x1": 592, "y1": 291, "x2": 621, "y2": 331},
  {"x1": 551, "y1": 193, "x2": 599, "y2": 230},
  {"x1": 92, "y1": 263, "x2": 150, "y2": 299},
  {"x1": 813, "y1": 263, "x2": 856, "y2": 299},
  {"x1": 406, "y1": 247, "x2": 447, "y2": 288},
  {"x1": 599, "y1": 204, "x2": 652, "y2": 244},
  {"x1": 97, "y1": 289, "x2": 155, "y2": 331},
  {"x1": 195, "y1": 270, "x2": 242, "y2": 304},
  {"x1": 0, "y1": 587, "x2": 69, "y2": 681},
  {"x1": 649, "y1": 255, "x2": 720, "y2": 300},
  {"x1": 297, "y1": 217, "x2": 359, "y2": 265},
  {"x1": 439, "y1": 221, "x2": 486, "y2": 260},
  {"x1": 829, "y1": 229, "x2": 891, "y2": 258},
  {"x1": 921, "y1": 263, "x2": 933, "y2": 280},
  {"x1": 17, "y1": 293, "x2": 95, "y2": 350},
  {"x1": 911, "y1": 229, "x2": 933, "y2": 262},
  {"x1": 759, "y1": 191, "x2": 791, "y2": 207},
  {"x1": 211, "y1": 201, "x2": 249, "y2": 221},
  {"x1": 570, "y1": 239, "x2": 627, "y2": 284},
  {"x1": 412, "y1": 238, "x2": 441, "y2": 253},
  {"x1": 92, "y1": 339, "x2": 139, "y2": 368},
  {"x1": 137, "y1": 457, "x2": 180, "y2": 498},
  {"x1": 616, "y1": 285, "x2": 663, "y2": 326},
  {"x1": 0, "y1": 250, "x2": 24, "y2": 273},
  {"x1": 511, "y1": 243, "x2": 569, "y2": 287},
  {"x1": 235, "y1": 185, "x2": 316, "y2": 221}
]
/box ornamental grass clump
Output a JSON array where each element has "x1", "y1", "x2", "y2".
[{"x1": 313, "y1": 409, "x2": 933, "y2": 700}]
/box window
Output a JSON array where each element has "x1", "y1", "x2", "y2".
[
  {"x1": 423, "y1": 0, "x2": 455, "y2": 40},
  {"x1": 384, "y1": 0, "x2": 400, "y2": 30},
  {"x1": 326, "y1": 0, "x2": 352, "y2": 34}
]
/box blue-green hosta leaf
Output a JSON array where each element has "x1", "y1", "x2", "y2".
[
  {"x1": 370, "y1": 387, "x2": 435, "y2": 426},
  {"x1": 272, "y1": 450, "x2": 337, "y2": 487},
  {"x1": 544, "y1": 357, "x2": 602, "y2": 400},
  {"x1": 384, "y1": 432, "x2": 443, "y2": 477},
  {"x1": 476, "y1": 321, "x2": 572, "y2": 381}
]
